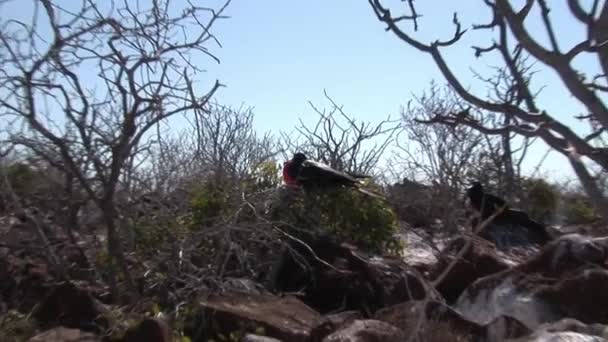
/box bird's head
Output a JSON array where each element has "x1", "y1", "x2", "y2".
[
  {"x1": 467, "y1": 181, "x2": 483, "y2": 195},
  {"x1": 292, "y1": 152, "x2": 307, "y2": 164}
]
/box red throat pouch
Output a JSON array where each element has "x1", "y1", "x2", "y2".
[{"x1": 282, "y1": 161, "x2": 299, "y2": 187}]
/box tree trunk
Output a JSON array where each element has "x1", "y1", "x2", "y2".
[
  {"x1": 569, "y1": 156, "x2": 608, "y2": 222},
  {"x1": 501, "y1": 116, "x2": 516, "y2": 201},
  {"x1": 100, "y1": 199, "x2": 137, "y2": 301}
]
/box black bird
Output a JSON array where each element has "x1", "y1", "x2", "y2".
[
  {"x1": 466, "y1": 181, "x2": 509, "y2": 220},
  {"x1": 466, "y1": 181, "x2": 551, "y2": 244},
  {"x1": 283, "y1": 152, "x2": 382, "y2": 198}
]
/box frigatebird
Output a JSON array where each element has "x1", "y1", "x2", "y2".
[
  {"x1": 466, "y1": 181, "x2": 509, "y2": 219},
  {"x1": 466, "y1": 181, "x2": 551, "y2": 244},
  {"x1": 282, "y1": 152, "x2": 383, "y2": 199}
]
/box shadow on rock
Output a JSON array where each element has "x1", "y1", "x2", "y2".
[
  {"x1": 454, "y1": 234, "x2": 608, "y2": 331},
  {"x1": 270, "y1": 235, "x2": 439, "y2": 316}
]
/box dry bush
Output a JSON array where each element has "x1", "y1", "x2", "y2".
[
  {"x1": 0, "y1": 0, "x2": 231, "y2": 299},
  {"x1": 281, "y1": 90, "x2": 399, "y2": 176},
  {"x1": 369, "y1": 0, "x2": 608, "y2": 218}
]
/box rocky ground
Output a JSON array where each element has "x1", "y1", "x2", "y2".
[{"x1": 2, "y1": 213, "x2": 608, "y2": 341}]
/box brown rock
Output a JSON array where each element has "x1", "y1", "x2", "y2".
[
  {"x1": 454, "y1": 234, "x2": 608, "y2": 330},
  {"x1": 508, "y1": 318, "x2": 608, "y2": 341},
  {"x1": 242, "y1": 334, "x2": 283, "y2": 342},
  {"x1": 122, "y1": 318, "x2": 171, "y2": 342},
  {"x1": 310, "y1": 311, "x2": 362, "y2": 342},
  {"x1": 321, "y1": 320, "x2": 406, "y2": 342},
  {"x1": 26, "y1": 327, "x2": 100, "y2": 342},
  {"x1": 273, "y1": 237, "x2": 437, "y2": 315},
  {"x1": 192, "y1": 291, "x2": 320, "y2": 342},
  {"x1": 375, "y1": 300, "x2": 531, "y2": 341},
  {"x1": 432, "y1": 235, "x2": 511, "y2": 302},
  {"x1": 33, "y1": 281, "x2": 106, "y2": 332}
]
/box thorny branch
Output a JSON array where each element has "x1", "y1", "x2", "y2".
[
  {"x1": 0, "y1": 0, "x2": 231, "y2": 299},
  {"x1": 368, "y1": 0, "x2": 608, "y2": 217},
  {"x1": 282, "y1": 90, "x2": 399, "y2": 176}
]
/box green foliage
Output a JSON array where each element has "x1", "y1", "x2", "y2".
[
  {"x1": 246, "y1": 161, "x2": 281, "y2": 192},
  {"x1": 0, "y1": 310, "x2": 37, "y2": 342},
  {"x1": 0, "y1": 162, "x2": 60, "y2": 209},
  {"x1": 189, "y1": 180, "x2": 232, "y2": 227},
  {"x1": 189, "y1": 162, "x2": 280, "y2": 228},
  {"x1": 564, "y1": 197, "x2": 597, "y2": 225},
  {"x1": 521, "y1": 178, "x2": 559, "y2": 223},
  {"x1": 130, "y1": 213, "x2": 191, "y2": 257},
  {"x1": 278, "y1": 187, "x2": 402, "y2": 255}
]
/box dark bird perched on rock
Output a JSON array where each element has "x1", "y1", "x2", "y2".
[
  {"x1": 466, "y1": 181, "x2": 552, "y2": 245},
  {"x1": 466, "y1": 181, "x2": 509, "y2": 219},
  {"x1": 282, "y1": 152, "x2": 383, "y2": 198}
]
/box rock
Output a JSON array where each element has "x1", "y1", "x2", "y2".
[
  {"x1": 483, "y1": 315, "x2": 533, "y2": 341},
  {"x1": 273, "y1": 236, "x2": 438, "y2": 315},
  {"x1": 242, "y1": 334, "x2": 283, "y2": 342},
  {"x1": 122, "y1": 318, "x2": 170, "y2": 342},
  {"x1": 310, "y1": 311, "x2": 363, "y2": 342},
  {"x1": 33, "y1": 281, "x2": 107, "y2": 333},
  {"x1": 477, "y1": 219, "x2": 550, "y2": 250},
  {"x1": 432, "y1": 235, "x2": 511, "y2": 302},
  {"x1": 398, "y1": 227, "x2": 442, "y2": 276},
  {"x1": 26, "y1": 327, "x2": 100, "y2": 342},
  {"x1": 0, "y1": 252, "x2": 50, "y2": 312},
  {"x1": 190, "y1": 291, "x2": 320, "y2": 342},
  {"x1": 509, "y1": 318, "x2": 608, "y2": 341},
  {"x1": 375, "y1": 300, "x2": 480, "y2": 340},
  {"x1": 375, "y1": 300, "x2": 530, "y2": 341},
  {"x1": 454, "y1": 234, "x2": 608, "y2": 330},
  {"x1": 321, "y1": 319, "x2": 406, "y2": 342}
]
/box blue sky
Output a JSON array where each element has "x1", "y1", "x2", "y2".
[
  {"x1": 196, "y1": 0, "x2": 603, "y2": 182},
  {"x1": 2, "y1": 0, "x2": 605, "y2": 183}
]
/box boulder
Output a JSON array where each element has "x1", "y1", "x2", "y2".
[
  {"x1": 33, "y1": 281, "x2": 107, "y2": 333},
  {"x1": 310, "y1": 311, "x2": 363, "y2": 342},
  {"x1": 189, "y1": 291, "x2": 320, "y2": 342},
  {"x1": 509, "y1": 318, "x2": 608, "y2": 342},
  {"x1": 121, "y1": 318, "x2": 171, "y2": 342},
  {"x1": 398, "y1": 227, "x2": 442, "y2": 276},
  {"x1": 454, "y1": 234, "x2": 608, "y2": 330},
  {"x1": 432, "y1": 235, "x2": 512, "y2": 302},
  {"x1": 475, "y1": 213, "x2": 552, "y2": 250},
  {"x1": 272, "y1": 236, "x2": 438, "y2": 315},
  {"x1": 375, "y1": 300, "x2": 480, "y2": 340},
  {"x1": 375, "y1": 300, "x2": 530, "y2": 341},
  {"x1": 321, "y1": 320, "x2": 406, "y2": 342},
  {"x1": 242, "y1": 334, "x2": 283, "y2": 342},
  {"x1": 26, "y1": 327, "x2": 100, "y2": 342}
]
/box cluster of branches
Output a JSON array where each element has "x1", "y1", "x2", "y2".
[
  {"x1": 0, "y1": 0, "x2": 231, "y2": 299},
  {"x1": 281, "y1": 90, "x2": 399, "y2": 176},
  {"x1": 386, "y1": 82, "x2": 534, "y2": 234},
  {"x1": 369, "y1": 0, "x2": 608, "y2": 218}
]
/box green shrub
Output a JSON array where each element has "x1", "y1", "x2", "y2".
[
  {"x1": 0, "y1": 162, "x2": 60, "y2": 209},
  {"x1": 521, "y1": 178, "x2": 559, "y2": 223},
  {"x1": 245, "y1": 161, "x2": 281, "y2": 192},
  {"x1": 564, "y1": 197, "x2": 597, "y2": 224},
  {"x1": 190, "y1": 163, "x2": 280, "y2": 228},
  {"x1": 189, "y1": 180, "x2": 232, "y2": 228},
  {"x1": 278, "y1": 187, "x2": 402, "y2": 255}
]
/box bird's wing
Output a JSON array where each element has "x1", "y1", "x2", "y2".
[{"x1": 298, "y1": 160, "x2": 359, "y2": 182}]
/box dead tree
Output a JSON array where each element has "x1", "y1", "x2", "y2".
[
  {"x1": 0, "y1": 0, "x2": 230, "y2": 299},
  {"x1": 188, "y1": 101, "x2": 279, "y2": 184},
  {"x1": 282, "y1": 90, "x2": 399, "y2": 176},
  {"x1": 368, "y1": 0, "x2": 608, "y2": 218}
]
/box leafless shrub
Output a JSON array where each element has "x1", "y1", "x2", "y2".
[
  {"x1": 281, "y1": 90, "x2": 399, "y2": 176},
  {"x1": 387, "y1": 83, "x2": 533, "y2": 233},
  {"x1": 186, "y1": 101, "x2": 280, "y2": 187},
  {"x1": 368, "y1": 0, "x2": 608, "y2": 218},
  {"x1": 0, "y1": 0, "x2": 231, "y2": 299}
]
